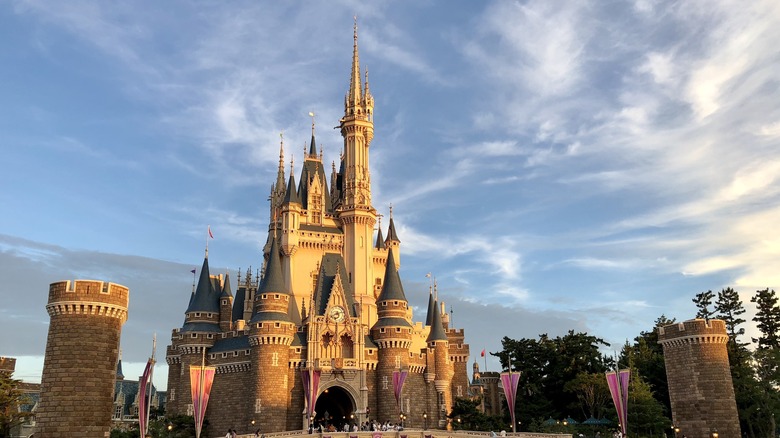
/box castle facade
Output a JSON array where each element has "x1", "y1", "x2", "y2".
[{"x1": 165, "y1": 24, "x2": 470, "y2": 434}]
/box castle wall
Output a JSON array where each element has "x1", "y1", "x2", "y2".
[
  {"x1": 658, "y1": 319, "x2": 741, "y2": 438},
  {"x1": 36, "y1": 280, "x2": 128, "y2": 438}
]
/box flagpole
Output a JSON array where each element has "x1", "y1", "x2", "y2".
[
  {"x1": 483, "y1": 347, "x2": 487, "y2": 372},
  {"x1": 144, "y1": 334, "x2": 156, "y2": 437},
  {"x1": 509, "y1": 353, "x2": 515, "y2": 433},
  {"x1": 197, "y1": 348, "x2": 206, "y2": 438}
]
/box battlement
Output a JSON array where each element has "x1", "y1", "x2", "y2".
[
  {"x1": 46, "y1": 279, "x2": 129, "y2": 322},
  {"x1": 658, "y1": 318, "x2": 729, "y2": 346}
]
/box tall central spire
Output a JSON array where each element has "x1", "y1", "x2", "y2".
[{"x1": 348, "y1": 17, "x2": 362, "y2": 106}]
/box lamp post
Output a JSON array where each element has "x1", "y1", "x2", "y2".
[
  {"x1": 457, "y1": 417, "x2": 461, "y2": 430},
  {"x1": 673, "y1": 426, "x2": 680, "y2": 437},
  {"x1": 423, "y1": 412, "x2": 428, "y2": 430},
  {"x1": 167, "y1": 423, "x2": 173, "y2": 437},
  {"x1": 711, "y1": 431, "x2": 719, "y2": 438}
]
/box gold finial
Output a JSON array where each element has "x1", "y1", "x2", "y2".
[
  {"x1": 290, "y1": 155, "x2": 295, "y2": 174},
  {"x1": 353, "y1": 15, "x2": 358, "y2": 43},
  {"x1": 309, "y1": 111, "x2": 315, "y2": 136},
  {"x1": 389, "y1": 204, "x2": 393, "y2": 218}
]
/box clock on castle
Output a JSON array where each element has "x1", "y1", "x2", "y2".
[{"x1": 164, "y1": 22, "x2": 471, "y2": 434}]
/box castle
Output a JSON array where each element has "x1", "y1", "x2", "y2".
[{"x1": 165, "y1": 23, "x2": 471, "y2": 434}]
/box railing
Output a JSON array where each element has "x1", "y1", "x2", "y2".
[{"x1": 229, "y1": 429, "x2": 571, "y2": 438}]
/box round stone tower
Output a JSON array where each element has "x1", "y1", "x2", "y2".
[
  {"x1": 36, "y1": 279, "x2": 129, "y2": 437},
  {"x1": 658, "y1": 319, "x2": 741, "y2": 438}
]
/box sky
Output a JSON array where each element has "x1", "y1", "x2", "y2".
[{"x1": 2, "y1": 0, "x2": 780, "y2": 390}]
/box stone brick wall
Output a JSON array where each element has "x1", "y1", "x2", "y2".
[
  {"x1": 252, "y1": 343, "x2": 292, "y2": 432},
  {"x1": 36, "y1": 280, "x2": 128, "y2": 438},
  {"x1": 658, "y1": 319, "x2": 741, "y2": 438}
]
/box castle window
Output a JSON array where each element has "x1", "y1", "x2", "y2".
[
  {"x1": 207, "y1": 334, "x2": 213, "y2": 339},
  {"x1": 457, "y1": 385, "x2": 463, "y2": 397},
  {"x1": 170, "y1": 389, "x2": 175, "y2": 401},
  {"x1": 272, "y1": 352, "x2": 279, "y2": 366},
  {"x1": 233, "y1": 351, "x2": 239, "y2": 357},
  {"x1": 394, "y1": 301, "x2": 398, "y2": 306},
  {"x1": 222, "y1": 300, "x2": 227, "y2": 305},
  {"x1": 395, "y1": 328, "x2": 401, "y2": 333},
  {"x1": 382, "y1": 375, "x2": 388, "y2": 390},
  {"x1": 380, "y1": 328, "x2": 385, "y2": 333},
  {"x1": 222, "y1": 353, "x2": 227, "y2": 358},
  {"x1": 275, "y1": 322, "x2": 281, "y2": 328},
  {"x1": 255, "y1": 398, "x2": 262, "y2": 414},
  {"x1": 245, "y1": 349, "x2": 250, "y2": 355},
  {"x1": 262, "y1": 294, "x2": 268, "y2": 299},
  {"x1": 275, "y1": 294, "x2": 280, "y2": 299},
  {"x1": 113, "y1": 404, "x2": 122, "y2": 419},
  {"x1": 186, "y1": 404, "x2": 194, "y2": 416},
  {"x1": 296, "y1": 348, "x2": 301, "y2": 353},
  {"x1": 195, "y1": 312, "x2": 201, "y2": 317},
  {"x1": 191, "y1": 334, "x2": 197, "y2": 338}
]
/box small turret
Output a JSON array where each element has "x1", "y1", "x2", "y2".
[{"x1": 219, "y1": 273, "x2": 234, "y2": 331}]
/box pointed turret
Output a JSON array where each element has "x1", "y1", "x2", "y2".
[
  {"x1": 283, "y1": 173, "x2": 301, "y2": 205},
  {"x1": 425, "y1": 286, "x2": 435, "y2": 326},
  {"x1": 374, "y1": 225, "x2": 386, "y2": 249},
  {"x1": 259, "y1": 236, "x2": 285, "y2": 295},
  {"x1": 219, "y1": 273, "x2": 234, "y2": 331},
  {"x1": 376, "y1": 249, "x2": 406, "y2": 302},
  {"x1": 426, "y1": 298, "x2": 448, "y2": 343},
  {"x1": 386, "y1": 215, "x2": 400, "y2": 243},
  {"x1": 308, "y1": 117, "x2": 317, "y2": 158},
  {"x1": 347, "y1": 19, "x2": 362, "y2": 108},
  {"x1": 185, "y1": 256, "x2": 220, "y2": 314}
]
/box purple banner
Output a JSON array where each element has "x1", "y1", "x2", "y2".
[
  {"x1": 302, "y1": 369, "x2": 321, "y2": 419},
  {"x1": 500, "y1": 371, "x2": 520, "y2": 431},
  {"x1": 606, "y1": 369, "x2": 630, "y2": 436},
  {"x1": 138, "y1": 359, "x2": 153, "y2": 436},
  {"x1": 392, "y1": 370, "x2": 408, "y2": 411}
]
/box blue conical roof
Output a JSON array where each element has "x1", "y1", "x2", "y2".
[
  {"x1": 426, "y1": 299, "x2": 448, "y2": 342},
  {"x1": 186, "y1": 256, "x2": 220, "y2": 313},
  {"x1": 283, "y1": 173, "x2": 301, "y2": 205},
  {"x1": 425, "y1": 289, "x2": 435, "y2": 326},
  {"x1": 259, "y1": 236, "x2": 286, "y2": 294},
  {"x1": 376, "y1": 249, "x2": 406, "y2": 302}
]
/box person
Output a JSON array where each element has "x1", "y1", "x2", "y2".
[
  {"x1": 255, "y1": 429, "x2": 261, "y2": 437},
  {"x1": 231, "y1": 430, "x2": 237, "y2": 438},
  {"x1": 500, "y1": 431, "x2": 506, "y2": 437},
  {"x1": 225, "y1": 430, "x2": 232, "y2": 438}
]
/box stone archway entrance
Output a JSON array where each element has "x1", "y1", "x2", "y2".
[{"x1": 314, "y1": 386, "x2": 355, "y2": 431}]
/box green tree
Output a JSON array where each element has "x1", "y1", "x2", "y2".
[
  {"x1": 498, "y1": 331, "x2": 610, "y2": 427},
  {"x1": 564, "y1": 372, "x2": 611, "y2": 420},
  {"x1": 625, "y1": 374, "x2": 671, "y2": 438},
  {"x1": 448, "y1": 397, "x2": 503, "y2": 432},
  {"x1": 621, "y1": 315, "x2": 674, "y2": 419},
  {"x1": 692, "y1": 290, "x2": 715, "y2": 320},
  {"x1": 748, "y1": 288, "x2": 780, "y2": 437},
  {"x1": 0, "y1": 372, "x2": 31, "y2": 438},
  {"x1": 751, "y1": 288, "x2": 780, "y2": 349}
]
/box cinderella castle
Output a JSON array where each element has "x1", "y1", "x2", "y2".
[{"x1": 165, "y1": 23, "x2": 471, "y2": 434}]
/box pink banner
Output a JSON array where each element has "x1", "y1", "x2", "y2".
[
  {"x1": 392, "y1": 370, "x2": 408, "y2": 411},
  {"x1": 301, "y1": 369, "x2": 321, "y2": 419},
  {"x1": 500, "y1": 372, "x2": 520, "y2": 432},
  {"x1": 190, "y1": 365, "x2": 216, "y2": 438},
  {"x1": 138, "y1": 359, "x2": 153, "y2": 436},
  {"x1": 606, "y1": 369, "x2": 630, "y2": 436}
]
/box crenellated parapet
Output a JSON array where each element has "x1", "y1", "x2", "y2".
[
  {"x1": 46, "y1": 280, "x2": 129, "y2": 323},
  {"x1": 658, "y1": 319, "x2": 730, "y2": 347}
]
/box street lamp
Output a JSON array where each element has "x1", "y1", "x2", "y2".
[
  {"x1": 457, "y1": 417, "x2": 461, "y2": 430},
  {"x1": 674, "y1": 426, "x2": 680, "y2": 437},
  {"x1": 711, "y1": 431, "x2": 719, "y2": 438},
  {"x1": 423, "y1": 412, "x2": 428, "y2": 430}
]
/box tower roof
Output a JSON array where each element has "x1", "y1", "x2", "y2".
[
  {"x1": 283, "y1": 173, "x2": 301, "y2": 205},
  {"x1": 426, "y1": 299, "x2": 448, "y2": 343},
  {"x1": 386, "y1": 216, "x2": 400, "y2": 243},
  {"x1": 425, "y1": 287, "x2": 435, "y2": 326},
  {"x1": 375, "y1": 226, "x2": 386, "y2": 249},
  {"x1": 220, "y1": 273, "x2": 233, "y2": 299},
  {"x1": 259, "y1": 236, "x2": 286, "y2": 295},
  {"x1": 376, "y1": 249, "x2": 406, "y2": 302},
  {"x1": 185, "y1": 256, "x2": 220, "y2": 314},
  {"x1": 347, "y1": 19, "x2": 362, "y2": 108}
]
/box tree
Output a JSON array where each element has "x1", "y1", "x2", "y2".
[
  {"x1": 751, "y1": 288, "x2": 780, "y2": 349},
  {"x1": 564, "y1": 372, "x2": 611, "y2": 420},
  {"x1": 498, "y1": 331, "x2": 610, "y2": 426},
  {"x1": 0, "y1": 372, "x2": 31, "y2": 438},
  {"x1": 448, "y1": 397, "x2": 503, "y2": 432},
  {"x1": 621, "y1": 315, "x2": 674, "y2": 419},
  {"x1": 692, "y1": 290, "x2": 715, "y2": 320},
  {"x1": 625, "y1": 374, "x2": 671, "y2": 437}
]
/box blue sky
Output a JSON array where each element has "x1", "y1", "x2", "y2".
[{"x1": 2, "y1": 1, "x2": 779, "y2": 388}]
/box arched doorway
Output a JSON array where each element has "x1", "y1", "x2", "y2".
[{"x1": 313, "y1": 386, "x2": 355, "y2": 431}]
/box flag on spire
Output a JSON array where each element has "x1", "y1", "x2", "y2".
[
  {"x1": 208, "y1": 225, "x2": 214, "y2": 239},
  {"x1": 481, "y1": 348, "x2": 486, "y2": 357}
]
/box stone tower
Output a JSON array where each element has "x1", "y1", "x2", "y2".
[
  {"x1": 36, "y1": 279, "x2": 129, "y2": 437},
  {"x1": 658, "y1": 319, "x2": 741, "y2": 438}
]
